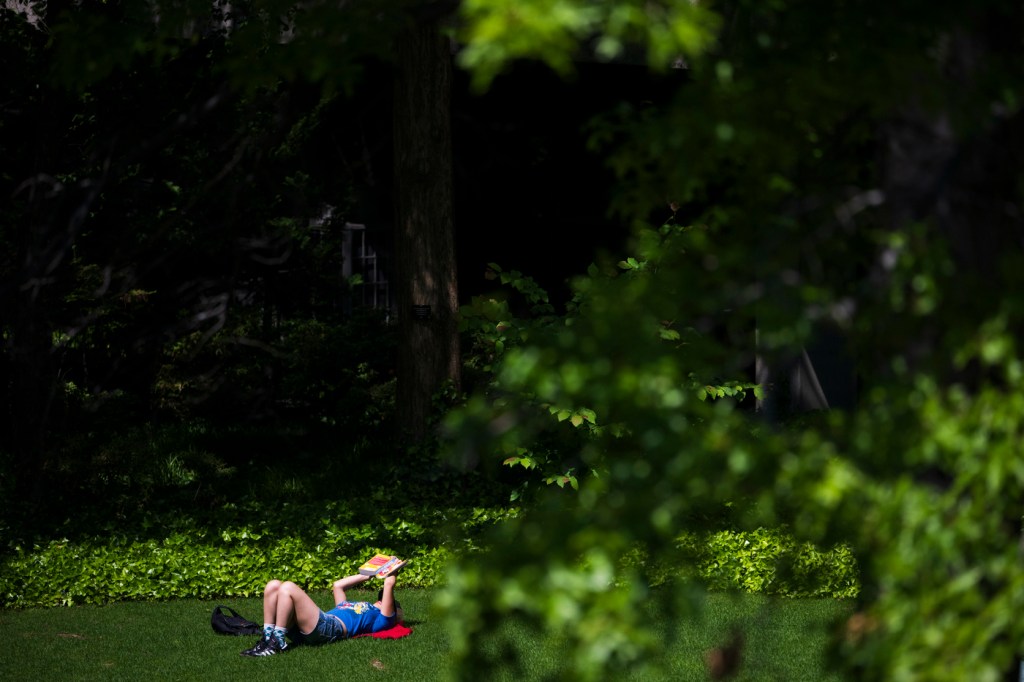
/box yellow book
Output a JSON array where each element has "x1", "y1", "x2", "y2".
[{"x1": 358, "y1": 553, "x2": 407, "y2": 578}]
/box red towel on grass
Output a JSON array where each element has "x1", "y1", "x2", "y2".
[{"x1": 354, "y1": 622, "x2": 413, "y2": 639}]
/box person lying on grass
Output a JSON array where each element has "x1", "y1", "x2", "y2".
[{"x1": 241, "y1": 561, "x2": 406, "y2": 657}]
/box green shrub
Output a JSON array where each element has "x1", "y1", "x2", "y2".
[
  {"x1": 1, "y1": 511, "x2": 856, "y2": 608},
  {"x1": 679, "y1": 527, "x2": 859, "y2": 599},
  {"x1": 0, "y1": 499, "x2": 516, "y2": 608}
]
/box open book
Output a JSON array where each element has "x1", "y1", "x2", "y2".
[{"x1": 357, "y1": 553, "x2": 407, "y2": 578}]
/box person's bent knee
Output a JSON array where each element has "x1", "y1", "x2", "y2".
[
  {"x1": 265, "y1": 579, "x2": 283, "y2": 594},
  {"x1": 281, "y1": 580, "x2": 303, "y2": 595}
]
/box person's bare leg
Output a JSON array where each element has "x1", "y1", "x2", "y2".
[
  {"x1": 276, "y1": 581, "x2": 324, "y2": 635},
  {"x1": 262, "y1": 580, "x2": 283, "y2": 625},
  {"x1": 241, "y1": 579, "x2": 287, "y2": 656}
]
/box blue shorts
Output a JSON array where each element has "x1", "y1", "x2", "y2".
[{"x1": 291, "y1": 610, "x2": 348, "y2": 645}]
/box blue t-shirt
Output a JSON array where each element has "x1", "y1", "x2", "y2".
[{"x1": 327, "y1": 601, "x2": 396, "y2": 637}]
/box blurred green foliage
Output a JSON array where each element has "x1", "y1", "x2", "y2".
[
  {"x1": 458, "y1": 0, "x2": 721, "y2": 89},
  {"x1": 456, "y1": 233, "x2": 758, "y2": 501},
  {"x1": 442, "y1": 1, "x2": 1024, "y2": 681}
]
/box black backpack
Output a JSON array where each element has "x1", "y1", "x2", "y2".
[{"x1": 210, "y1": 605, "x2": 262, "y2": 636}]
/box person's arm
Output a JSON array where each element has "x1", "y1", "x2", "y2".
[
  {"x1": 378, "y1": 574, "x2": 398, "y2": 618},
  {"x1": 332, "y1": 573, "x2": 370, "y2": 606}
]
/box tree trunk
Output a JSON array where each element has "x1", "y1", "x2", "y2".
[{"x1": 392, "y1": 22, "x2": 460, "y2": 442}]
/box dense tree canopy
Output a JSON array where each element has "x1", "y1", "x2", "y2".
[{"x1": 1, "y1": 1, "x2": 416, "y2": 501}]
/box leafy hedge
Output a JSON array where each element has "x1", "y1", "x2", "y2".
[
  {"x1": 0, "y1": 498, "x2": 515, "y2": 608},
  {"x1": 679, "y1": 527, "x2": 859, "y2": 599},
  {"x1": 1, "y1": 509, "x2": 857, "y2": 608},
  {"x1": 1, "y1": 536, "x2": 452, "y2": 608}
]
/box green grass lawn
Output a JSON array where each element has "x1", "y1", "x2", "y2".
[{"x1": 0, "y1": 588, "x2": 851, "y2": 681}]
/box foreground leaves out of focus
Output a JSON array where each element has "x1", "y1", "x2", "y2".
[{"x1": 442, "y1": 2, "x2": 1024, "y2": 681}]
